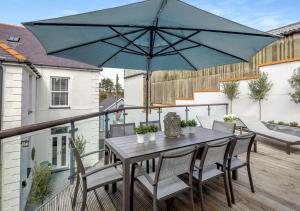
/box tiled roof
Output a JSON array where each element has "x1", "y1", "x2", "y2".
[
  {"x1": 268, "y1": 21, "x2": 300, "y2": 36},
  {"x1": 0, "y1": 23, "x2": 100, "y2": 71},
  {"x1": 0, "y1": 41, "x2": 27, "y2": 61}
]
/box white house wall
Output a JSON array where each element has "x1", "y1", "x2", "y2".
[
  {"x1": 177, "y1": 61, "x2": 300, "y2": 122},
  {"x1": 32, "y1": 66, "x2": 99, "y2": 169}
]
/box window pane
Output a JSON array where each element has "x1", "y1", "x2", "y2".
[
  {"x1": 52, "y1": 137, "x2": 57, "y2": 166},
  {"x1": 52, "y1": 78, "x2": 61, "y2": 91},
  {"x1": 60, "y1": 93, "x2": 68, "y2": 105},
  {"x1": 61, "y1": 79, "x2": 68, "y2": 91},
  {"x1": 51, "y1": 127, "x2": 68, "y2": 135},
  {"x1": 52, "y1": 93, "x2": 60, "y2": 106},
  {"x1": 61, "y1": 136, "x2": 67, "y2": 166}
]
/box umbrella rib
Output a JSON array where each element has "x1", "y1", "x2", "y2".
[
  {"x1": 101, "y1": 40, "x2": 147, "y2": 56},
  {"x1": 109, "y1": 26, "x2": 149, "y2": 55},
  {"x1": 98, "y1": 29, "x2": 149, "y2": 67},
  {"x1": 47, "y1": 28, "x2": 146, "y2": 55},
  {"x1": 157, "y1": 44, "x2": 202, "y2": 56},
  {"x1": 30, "y1": 22, "x2": 277, "y2": 38},
  {"x1": 156, "y1": 31, "x2": 198, "y2": 71},
  {"x1": 153, "y1": 30, "x2": 201, "y2": 56},
  {"x1": 158, "y1": 29, "x2": 248, "y2": 62}
]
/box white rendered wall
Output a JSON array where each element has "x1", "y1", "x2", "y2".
[
  {"x1": 178, "y1": 61, "x2": 300, "y2": 122},
  {"x1": 124, "y1": 75, "x2": 144, "y2": 107},
  {"x1": 32, "y1": 66, "x2": 100, "y2": 169}
]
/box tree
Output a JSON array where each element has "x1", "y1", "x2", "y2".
[
  {"x1": 115, "y1": 74, "x2": 123, "y2": 99},
  {"x1": 99, "y1": 78, "x2": 114, "y2": 94},
  {"x1": 248, "y1": 72, "x2": 273, "y2": 120},
  {"x1": 222, "y1": 81, "x2": 239, "y2": 114},
  {"x1": 288, "y1": 71, "x2": 300, "y2": 103}
]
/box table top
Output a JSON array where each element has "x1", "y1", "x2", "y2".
[{"x1": 105, "y1": 127, "x2": 234, "y2": 162}]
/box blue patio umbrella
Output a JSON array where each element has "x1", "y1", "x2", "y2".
[{"x1": 23, "y1": 0, "x2": 279, "y2": 121}]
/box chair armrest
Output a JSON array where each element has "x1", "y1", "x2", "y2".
[
  {"x1": 80, "y1": 149, "x2": 107, "y2": 158},
  {"x1": 134, "y1": 163, "x2": 155, "y2": 186},
  {"x1": 83, "y1": 161, "x2": 122, "y2": 177}
]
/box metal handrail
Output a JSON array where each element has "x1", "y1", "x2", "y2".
[{"x1": 0, "y1": 103, "x2": 228, "y2": 139}]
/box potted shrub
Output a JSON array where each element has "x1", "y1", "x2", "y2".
[
  {"x1": 290, "y1": 122, "x2": 298, "y2": 127},
  {"x1": 223, "y1": 114, "x2": 239, "y2": 123},
  {"x1": 135, "y1": 125, "x2": 148, "y2": 143},
  {"x1": 28, "y1": 163, "x2": 53, "y2": 207},
  {"x1": 180, "y1": 120, "x2": 188, "y2": 133},
  {"x1": 186, "y1": 119, "x2": 197, "y2": 133},
  {"x1": 148, "y1": 124, "x2": 159, "y2": 141}
]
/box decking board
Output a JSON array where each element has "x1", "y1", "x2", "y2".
[{"x1": 37, "y1": 138, "x2": 300, "y2": 211}]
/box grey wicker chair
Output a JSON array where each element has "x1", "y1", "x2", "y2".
[
  {"x1": 130, "y1": 146, "x2": 198, "y2": 211},
  {"x1": 140, "y1": 120, "x2": 162, "y2": 172},
  {"x1": 69, "y1": 139, "x2": 122, "y2": 211},
  {"x1": 110, "y1": 123, "x2": 136, "y2": 137},
  {"x1": 212, "y1": 120, "x2": 236, "y2": 134},
  {"x1": 193, "y1": 139, "x2": 233, "y2": 210},
  {"x1": 218, "y1": 132, "x2": 256, "y2": 204}
]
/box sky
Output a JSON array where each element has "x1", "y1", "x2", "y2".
[{"x1": 1, "y1": 0, "x2": 300, "y2": 85}]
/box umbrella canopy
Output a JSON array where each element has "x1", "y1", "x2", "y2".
[
  {"x1": 23, "y1": 0, "x2": 279, "y2": 122},
  {"x1": 23, "y1": 0, "x2": 278, "y2": 71}
]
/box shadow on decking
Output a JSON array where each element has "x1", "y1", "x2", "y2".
[{"x1": 36, "y1": 138, "x2": 300, "y2": 211}]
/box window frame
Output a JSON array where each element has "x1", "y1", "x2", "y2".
[{"x1": 50, "y1": 76, "x2": 70, "y2": 108}]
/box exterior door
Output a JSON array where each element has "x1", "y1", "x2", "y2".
[{"x1": 51, "y1": 127, "x2": 69, "y2": 169}]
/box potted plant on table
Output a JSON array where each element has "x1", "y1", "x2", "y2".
[
  {"x1": 135, "y1": 125, "x2": 148, "y2": 143},
  {"x1": 180, "y1": 120, "x2": 188, "y2": 133},
  {"x1": 223, "y1": 114, "x2": 239, "y2": 123},
  {"x1": 148, "y1": 124, "x2": 159, "y2": 141},
  {"x1": 186, "y1": 119, "x2": 197, "y2": 133}
]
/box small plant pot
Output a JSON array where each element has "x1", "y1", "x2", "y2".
[
  {"x1": 189, "y1": 127, "x2": 196, "y2": 134},
  {"x1": 149, "y1": 132, "x2": 156, "y2": 141},
  {"x1": 136, "y1": 134, "x2": 145, "y2": 143},
  {"x1": 181, "y1": 127, "x2": 189, "y2": 134}
]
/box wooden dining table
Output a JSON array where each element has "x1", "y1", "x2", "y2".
[{"x1": 104, "y1": 127, "x2": 235, "y2": 211}]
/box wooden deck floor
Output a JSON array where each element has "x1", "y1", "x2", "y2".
[{"x1": 37, "y1": 137, "x2": 300, "y2": 211}]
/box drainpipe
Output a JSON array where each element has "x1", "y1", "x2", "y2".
[{"x1": 0, "y1": 63, "x2": 3, "y2": 209}]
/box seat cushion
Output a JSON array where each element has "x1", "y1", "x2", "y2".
[
  {"x1": 193, "y1": 164, "x2": 223, "y2": 182},
  {"x1": 86, "y1": 167, "x2": 123, "y2": 191},
  {"x1": 137, "y1": 173, "x2": 189, "y2": 200}
]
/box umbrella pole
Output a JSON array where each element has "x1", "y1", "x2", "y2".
[{"x1": 145, "y1": 58, "x2": 151, "y2": 124}]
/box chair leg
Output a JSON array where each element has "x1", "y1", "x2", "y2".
[
  {"x1": 152, "y1": 158, "x2": 156, "y2": 172},
  {"x1": 72, "y1": 177, "x2": 80, "y2": 208},
  {"x1": 198, "y1": 182, "x2": 204, "y2": 211},
  {"x1": 81, "y1": 189, "x2": 87, "y2": 211},
  {"x1": 227, "y1": 169, "x2": 235, "y2": 204},
  {"x1": 223, "y1": 174, "x2": 232, "y2": 207},
  {"x1": 247, "y1": 163, "x2": 255, "y2": 193},
  {"x1": 189, "y1": 187, "x2": 195, "y2": 211},
  {"x1": 286, "y1": 144, "x2": 291, "y2": 155},
  {"x1": 146, "y1": 160, "x2": 150, "y2": 173},
  {"x1": 153, "y1": 198, "x2": 159, "y2": 211}
]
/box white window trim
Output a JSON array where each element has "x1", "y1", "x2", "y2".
[{"x1": 50, "y1": 76, "x2": 70, "y2": 108}]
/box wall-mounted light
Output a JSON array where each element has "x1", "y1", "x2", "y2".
[{"x1": 21, "y1": 139, "x2": 29, "y2": 148}]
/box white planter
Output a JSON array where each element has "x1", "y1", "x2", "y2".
[
  {"x1": 149, "y1": 132, "x2": 156, "y2": 141},
  {"x1": 189, "y1": 127, "x2": 196, "y2": 134},
  {"x1": 136, "y1": 134, "x2": 145, "y2": 143},
  {"x1": 182, "y1": 127, "x2": 189, "y2": 134}
]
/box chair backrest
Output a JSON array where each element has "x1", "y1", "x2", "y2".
[
  {"x1": 155, "y1": 146, "x2": 197, "y2": 183},
  {"x1": 212, "y1": 120, "x2": 236, "y2": 134},
  {"x1": 110, "y1": 123, "x2": 136, "y2": 137},
  {"x1": 197, "y1": 115, "x2": 221, "y2": 129},
  {"x1": 140, "y1": 120, "x2": 162, "y2": 131},
  {"x1": 231, "y1": 132, "x2": 256, "y2": 157},
  {"x1": 69, "y1": 138, "x2": 85, "y2": 175},
  {"x1": 200, "y1": 139, "x2": 232, "y2": 168}
]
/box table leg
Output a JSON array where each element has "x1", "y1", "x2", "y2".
[
  {"x1": 104, "y1": 145, "x2": 109, "y2": 191},
  {"x1": 232, "y1": 169, "x2": 238, "y2": 180},
  {"x1": 122, "y1": 161, "x2": 131, "y2": 211}
]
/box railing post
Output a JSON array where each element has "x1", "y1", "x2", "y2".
[
  {"x1": 208, "y1": 105, "x2": 211, "y2": 116},
  {"x1": 158, "y1": 107, "x2": 162, "y2": 125},
  {"x1": 225, "y1": 104, "x2": 229, "y2": 114},
  {"x1": 105, "y1": 113, "x2": 109, "y2": 139},
  {"x1": 69, "y1": 121, "x2": 77, "y2": 184},
  {"x1": 185, "y1": 106, "x2": 189, "y2": 121}
]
